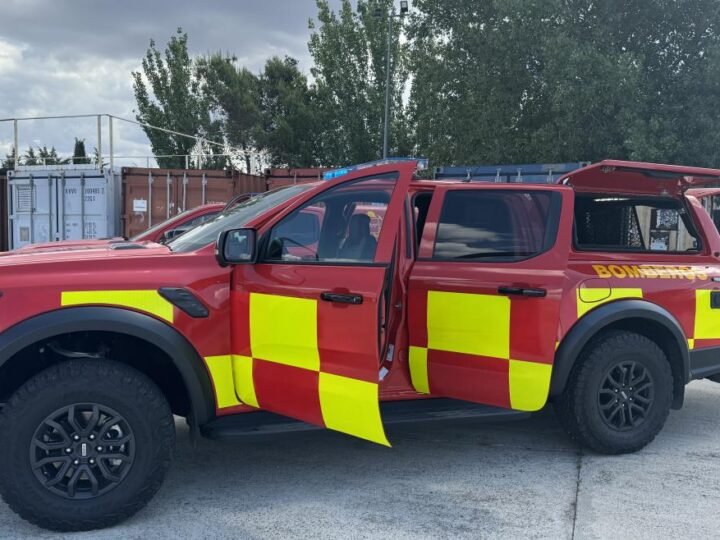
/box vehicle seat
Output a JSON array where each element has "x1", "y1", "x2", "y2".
[{"x1": 338, "y1": 214, "x2": 377, "y2": 261}]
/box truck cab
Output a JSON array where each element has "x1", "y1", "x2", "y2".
[{"x1": 1, "y1": 158, "x2": 719, "y2": 531}]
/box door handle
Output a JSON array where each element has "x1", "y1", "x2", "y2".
[
  {"x1": 320, "y1": 292, "x2": 364, "y2": 305},
  {"x1": 497, "y1": 286, "x2": 547, "y2": 298}
]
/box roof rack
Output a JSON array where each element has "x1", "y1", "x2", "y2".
[{"x1": 322, "y1": 157, "x2": 429, "y2": 180}]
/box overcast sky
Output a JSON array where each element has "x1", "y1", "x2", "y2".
[{"x1": 0, "y1": 0, "x2": 334, "y2": 166}]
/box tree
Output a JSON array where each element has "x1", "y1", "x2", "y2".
[
  {"x1": 196, "y1": 53, "x2": 261, "y2": 172},
  {"x1": 72, "y1": 138, "x2": 90, "y2": 165},
  {"x1": 132, "y1": 28, "x2": 216, "y2": 168},
  {"x1": 37, "y1": 146, "x2": 65, "y2": 165},
  {"x1": 256, "y1": 56, "x2": 320, "y2": 168},
  {"x1": 308, "y1": 0, "x2": 410, "y2": 166},
  {"x1": 408, "y1": 0, "x2": 720, "y2": 166},
  {"x1": 23, "y1": 147, "x2": 38, "y2": 166},
  {"x1": 1, "y1": 146, "x2": 16, "y2": 169}
]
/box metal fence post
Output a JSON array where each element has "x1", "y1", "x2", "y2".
[
  {"x1": 166, "y1": 172, "x2": 171, "y2": 219},
  {"x1": 108, "y1": 115, "x2": 114, "y2": 171},
  {"x1": 80, "y1": 172, "x2": 86, "y2": 239},
  {"x1": 97, "y1": 115, "x2": 102, "y2": 169},
  {"x1": 13, "y1": 119, "x2": 18, "y2": 170},
  {"x1": 147, "y1": 171, "x2": 154, "y2": 227},
  {"x1": 182, "y1": 172, "x2": 188, "y2": 213}
]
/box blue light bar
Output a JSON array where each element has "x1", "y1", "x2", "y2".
[{"x1": 322, "y1": 157, "x2": 429, "y2": 180}]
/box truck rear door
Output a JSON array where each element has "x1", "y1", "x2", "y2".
[
  {"x1": 407, "y1": 184, "x2": 573, "y2": 411},
  {"x1": 229, "y1": 161, "x2": 417, "y2": 446}
]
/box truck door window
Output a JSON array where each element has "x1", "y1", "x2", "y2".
[
  {"x1": 264, "y1": 173, "x2": 398, "y2": 263},
  {"x1": 431, "y1": 190, "x2": 561, "y2": 261},
  {"x1": 574, "y1": 195, "x2": 701, "y2": 253},
  {"x1": 271, "y1": 207, "x2": 322, "y2": 249}
]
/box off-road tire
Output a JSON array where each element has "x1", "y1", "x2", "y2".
[
  {"x1": 0, "y1": 359, "x2": 175, "y2": 532},
  {"x1": 555, "y1": 330, "x2": 673, "y2": 454}
]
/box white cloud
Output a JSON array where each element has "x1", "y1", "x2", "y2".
[
  {"x1": 0, "y1": 0, "x2": 324, "y2": 167},
  {"x1": 0, "y1": 39, "x2": 25, "y2": 76}
]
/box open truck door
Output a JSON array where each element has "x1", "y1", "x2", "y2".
[{"x1": 228, "y1": 160, "x2": 419, "y2": 445}]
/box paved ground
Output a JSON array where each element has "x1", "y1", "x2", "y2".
[{"x1": 1, "y1": 380, "x2": 719, "y2": 539}]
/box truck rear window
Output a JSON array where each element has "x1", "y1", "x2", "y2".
[
  {"x1": 432, "y1": 190, "x2": 561, "y2": 261},
  {"x1": 574, "y1": 195, "x2": 700, "y2": 253}
]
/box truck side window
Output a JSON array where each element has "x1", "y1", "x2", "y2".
[
  {"x1": 264, "y1": 173, "x2": 398, "y2": 264},
  {"x1": 432, "y1": 190, "x2": 560, "y2": 261},
  {"x1": 574, "y1": 195, "x2": 700, "y2": 252}
]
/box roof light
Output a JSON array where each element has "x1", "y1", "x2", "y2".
[{"x1": 323, "y1": 168, "x2": 351, "y2": 180}]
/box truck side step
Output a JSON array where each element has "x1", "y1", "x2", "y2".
[{"x1": 200, "y1": 399, "x2": 530, "y2": 440}]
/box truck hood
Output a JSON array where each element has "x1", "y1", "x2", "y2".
[
  {"x1": 559, "y1": 160, "x2": 720, "y2": 196},
  {"x1": 1, "y1": 238, "x2": 126, "y2": 256},
  {"x1": 0, "y1": 241, "x2": 169, "y2": 266}
]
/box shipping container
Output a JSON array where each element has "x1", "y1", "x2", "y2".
[
  {"x1": 264, "y1": 167, "x2": 330, "y2": 190},
  {"x1": 433, "y1": 162, "x2": 590, "y2": 183},
  {"x1": 6, "y1": 165, "x2": 121, "y2": 250},
  {"x1": 121, "y1": 168, "x2": 266, "y2": 239}
]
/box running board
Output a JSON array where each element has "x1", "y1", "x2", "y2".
[{"x1": 201, "y1": 399, "x2": 530, "y2": 440}]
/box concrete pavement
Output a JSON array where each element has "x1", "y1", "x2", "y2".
[{"x1": 1, "y1": 380, "x2": 718, "y2": 539}]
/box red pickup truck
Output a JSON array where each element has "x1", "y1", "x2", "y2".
[{"x1": 0, "y1": 158, "x2": 719, "y2": 531}]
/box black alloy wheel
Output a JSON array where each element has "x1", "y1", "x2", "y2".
[
  {"x1": 0, "y1": 359, "x2": 175, "y2": 531},
  {"x1": 30, "y1": 403, "x2": 135, "y2": 499},
  {"x1": 597, "y1": 360, "x2": 655, "y2": 431},
  {"x1": 554, "y1": 330, "x2": 673, "y2": 454}
]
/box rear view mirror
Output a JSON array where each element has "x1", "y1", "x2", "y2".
[{"x1": 216, "y1": 228, "x2": 257, "y2": 266}]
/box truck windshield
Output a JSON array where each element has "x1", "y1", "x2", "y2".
[{"x1": 167, "y1": 185, "x2": 314, "y2": 253}]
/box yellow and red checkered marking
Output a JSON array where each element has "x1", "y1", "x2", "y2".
[
  {"x1": 408, "y1": 290, "x2": 553, "y2": 411},
  {"x1": 208, "y1": 291, "x2": 389, "y2": 446}
]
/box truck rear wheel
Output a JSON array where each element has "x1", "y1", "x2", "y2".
[
  {"x1": 555, "y1": 330, "x2": 673, "y2": 454},
  {"x1": 0, "y1": 359, "x2": 175, "y2": 531}
]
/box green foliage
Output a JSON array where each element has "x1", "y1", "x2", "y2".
[
  {"x1": 132, "y1": 28, "x2": 218, "y2": 169},
  {"x1": 23, "y1": 145, "x2": 66, "y2": 166},
  {"x1": 131, "y1": 1, "x2": 720, "y2": 171},
  {"x1": 72, "y1": 138, "x2": 90, "y2": 165},
  {"x1": 196, "y1": 53, "x2": 261, "y2": 172},
  {"x1": 408, "y1": 0, "x2": 720, "y2": 166},
  {"x1": 1, "y1": 146, "x2": 16, "y2": 169},
  {"x1": 309, "y1": 0, "x2": 410, "y2": 165},
  {"x1": 256, "y1": 56, "x2": 320, "y2": 168}
]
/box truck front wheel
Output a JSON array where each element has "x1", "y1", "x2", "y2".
[
  {"x1": 555, "y1": 330, "x2": 673, "y2": 454},
  {"x1": 0, "y1": 359, "x2": 175, "y2": 531}
]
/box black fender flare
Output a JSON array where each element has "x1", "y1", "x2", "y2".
[
  {"x1": 551, "y1": 299, "x2": 690, "y2": 408},
  {"x1": 0, "y1": 307, "x2": 215, "y2": 425}
]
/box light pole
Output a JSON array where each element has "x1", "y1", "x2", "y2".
[{"x1": 374, "y1": 1, "x2": 409, "y2": 159}]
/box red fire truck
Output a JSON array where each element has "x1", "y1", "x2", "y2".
[{"x1": 0, "y1": 158, "x2": 718, "y2": 530}]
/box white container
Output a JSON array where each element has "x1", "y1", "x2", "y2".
[{"x1": 7, "y1": 165, "x2": 121, "y2": 249}]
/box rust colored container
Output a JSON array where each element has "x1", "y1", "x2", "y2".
[
  {"x1": 265, "y1": 167, "x2": 330, "y2": 190},
  {"x1": 121, "y1": 168, "x2": 267, "y2": 239},
  {"x1": 0, "y1": 174, "x2": 7, "y2": 251}
]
